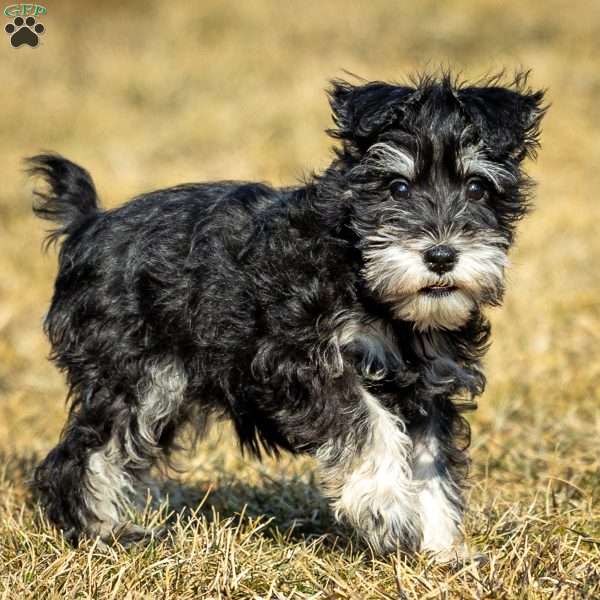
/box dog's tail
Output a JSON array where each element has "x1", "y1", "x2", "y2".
[{"x1": 27, "y1": 153, "x2": 101, "y2": 249}]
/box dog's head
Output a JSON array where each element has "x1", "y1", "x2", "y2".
[{"x1": 327, "y1": 73, "x2": 546, "y2": 330}]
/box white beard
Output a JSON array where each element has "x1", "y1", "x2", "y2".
[{"x1": 363, "y1": 232, "x2": 508, "y2": 330}]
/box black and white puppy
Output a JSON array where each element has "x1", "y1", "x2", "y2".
[{"x1": 30, "y1": 73, "x2": 545, "y2": 556}]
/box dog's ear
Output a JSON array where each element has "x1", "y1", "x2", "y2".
[
  {"x1": 458, "y1": 84, "x2": 546, "y2": 161},
  {"x1": 328, "y1": 80, "x2": 415, "y2": 154}
]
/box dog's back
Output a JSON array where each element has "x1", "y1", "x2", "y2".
[{"x1": 29, "y1": 154, "x2": 288, "y2": 351}]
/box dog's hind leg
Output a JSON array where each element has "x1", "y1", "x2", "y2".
[{"x1": 34, "y1": 359, "x2": 188, "y2": 545}]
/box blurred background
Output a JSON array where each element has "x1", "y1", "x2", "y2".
[{"x1": 0, "y1": 0, "x2": 599, "y2": 595}]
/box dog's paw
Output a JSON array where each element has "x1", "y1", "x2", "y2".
[
  {"x1": 98, "y1": 523, "x2": 170, "y2": 548},
  {"x1": 5, "y1": 16, "x2": 45, "y2": 48},
  {"x1": 428, "y1": 543, "x2": 488, "y2": 566}
]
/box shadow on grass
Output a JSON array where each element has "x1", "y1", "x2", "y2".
[
  {"x1": 0, "y1": 449, "x2": 355, "y2": 550},
  {"x1": 163, "y1": 472, "x2": 355, "y2": 550}
]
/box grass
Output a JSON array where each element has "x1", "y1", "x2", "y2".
[{"x1": 1, "y1": 0, "x2": 599, "y2": 597}]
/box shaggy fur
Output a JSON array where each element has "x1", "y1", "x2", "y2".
[{"x1": 29, "y1": 72, "x2": 545, "y2": 555}]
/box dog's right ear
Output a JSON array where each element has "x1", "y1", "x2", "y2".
[{"x1": 327, "y1": 80, "x2": 415, "y2": 155}]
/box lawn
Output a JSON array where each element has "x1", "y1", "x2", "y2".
[{"x1": 0, "y1": 1, "x2": 599, "y2": 598}]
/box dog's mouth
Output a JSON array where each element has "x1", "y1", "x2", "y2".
[{"x1": 420, "y1": 284, "x2": 458, "y2": 297}]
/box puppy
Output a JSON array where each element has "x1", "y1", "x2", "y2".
[{"x1": 30, "y1": 72, "x2": 545, "y2": 556}]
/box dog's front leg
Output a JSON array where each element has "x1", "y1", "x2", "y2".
[
  {"x1": 412, "y1": 402, "x2": 469, "y2": 559},
  {"x1": 316, "y1": 386, "x2": 422, "y2": 553}
]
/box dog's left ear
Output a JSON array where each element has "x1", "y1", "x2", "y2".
[
  {"x1": 459, "y1": 84, "x2": 547, "y2": 161},
  {"x1": 328, "y1": 80, "x2": 415, "y2": 154}
]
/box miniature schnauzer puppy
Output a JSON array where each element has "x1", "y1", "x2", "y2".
[{"x1": 30, "y1": 73, "x2": 545, "y2": 556}]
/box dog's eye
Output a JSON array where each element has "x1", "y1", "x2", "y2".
[
  {"x1": 466, "y1": 178, "x2": 487, "y2": 201},
  {"x1": 390, "y1": 179, "x2": 411, "y2": 200}
]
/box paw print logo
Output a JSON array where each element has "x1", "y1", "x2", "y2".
[{"x1": 5, "y1": 16, "x2": 45, "y2": 48}]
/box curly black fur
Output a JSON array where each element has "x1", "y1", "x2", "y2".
[{"x1": 29, "y1": 72, "x2": 545, "y2": 553}]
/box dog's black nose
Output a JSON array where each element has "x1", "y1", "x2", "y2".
[{"x1": 424, "y1": 245, "x2": 457, "y2": 274}]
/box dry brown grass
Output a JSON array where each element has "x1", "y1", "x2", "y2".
[{"x1": 1, "y1": 1, "x2": 599, "y2": 598}]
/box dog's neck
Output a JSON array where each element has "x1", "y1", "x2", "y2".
[
  {"x1": 352, "y1": 283, "x2": 490, "y2": 403},
  {"x1": 408, "y1": 317, "x2": 489, "y2": 402}
]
